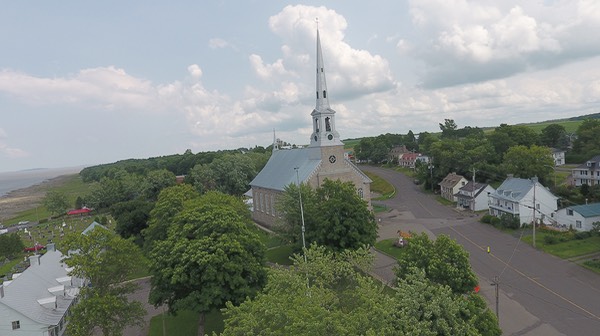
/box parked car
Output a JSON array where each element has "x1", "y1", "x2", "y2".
[{"x1": 24, "y1": 244, "x2": 45, "y2": 252}]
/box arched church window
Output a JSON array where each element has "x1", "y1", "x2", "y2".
[
  {"x1": 358, "y1": 188, "x2": 364, "y2": 199},
  {"x1": 315, "y1": 118, "x2": 319, "y2": 132},
  {"x1": 316, "y1": 91, "x2": 319, "y2": 99},
  {"x1": 323, "y1": 90, "x2": 326, "y2": 98},
  {"x1": 325, "y1": 117, "x2": 331, "y2": 132}
]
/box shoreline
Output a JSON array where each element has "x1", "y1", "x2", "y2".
[{"x1": 0, "y1": 174, "x2": 78, "y2": 222}]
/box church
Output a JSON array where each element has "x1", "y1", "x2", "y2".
[{"x1": 250, "y1": 29, "x2": 372, "y2": 227}]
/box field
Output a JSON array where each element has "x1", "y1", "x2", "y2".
[{"x1": 364, "y1": 171, "x2": 395, "y2": 200}]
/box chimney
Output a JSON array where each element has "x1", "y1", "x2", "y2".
[
  {"x1": 29, "y1": 255, "x2": 41, "y2": 267},
  {"x1": 507, "y1": 174, "x2": 514, "y2": 178},
  {"x1": 47, "y1": 243, "x2": 56, "y2": 252},
  {"x1": 0, "y1": 284, "x2": 4, "y2": 298},
  {"x1": 531, "y1": 176, "x2": 539, "y2": 183}
]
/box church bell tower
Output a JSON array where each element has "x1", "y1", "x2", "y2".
[{"x1": 309, "y1": 29, "x2": 343, "y2": 148}]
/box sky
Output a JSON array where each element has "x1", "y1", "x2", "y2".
[{"x1": 1, "y1": 1, "x2": 600, "y2": 172}]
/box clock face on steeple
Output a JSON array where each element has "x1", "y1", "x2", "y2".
[{"x1": 329, "y1": 155, "x2": 336, "y2": 163}]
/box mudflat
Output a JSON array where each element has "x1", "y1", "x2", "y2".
[{"x1": 0, "y1": 175, "x2": 76, "y2": 221}]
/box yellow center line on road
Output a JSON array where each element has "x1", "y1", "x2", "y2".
[
  {"x1": 415, "y1": 198, "x2": 434, "y2": 217},
  {"x1": 448, "y1": 225, "x2": 600, "y2": 321}
]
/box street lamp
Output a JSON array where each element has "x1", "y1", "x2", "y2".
[{"x1": 294, "y1": 167, "x2": 307, "y2": 262}]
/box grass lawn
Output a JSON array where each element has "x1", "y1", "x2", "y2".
[
  {"x1": 374, "y1": 238, "x2": 407, "y2": 259},
  {"x1": 373, "y1": 203, "x2": 389, "y2": 213},
  {"x1": 266, "y1": 244, "x2": 295, "y2": 265},
  {"x1": 582, "y1": 259, "x2": 600, "y2": 274},
  {"x1": 522, "y1": 233, "x2": 600, "y2": 259},
  {"x1": 146, "y1": 307, "x2": 226, "y2": 335},
  {"x1": 436, "y1": 196, "x2": 454, "y2": 206},
  {"x1": 363, "y1": 171, "x2": 395, "y2": 200}
]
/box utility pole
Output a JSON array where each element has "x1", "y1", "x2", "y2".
[
  {"x1": 472, "y1": 168, "x2": 477, "y2": 211},
  {"x1": 532, "y1": 177, "x2": 537, "y2": 248},
  {"x1": 295, "y1": 168, "x2": 307, "y2": 262},
  {"x1": 429, "y1": 157, "x2": 434, "y2": 192},
  {"x1": 492, "y1": 275, "x2": 500, "y2": 322}
]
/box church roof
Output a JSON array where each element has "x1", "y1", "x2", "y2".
[{"x1": 250, "y1": 147, "x2": 322, "y2": 191}]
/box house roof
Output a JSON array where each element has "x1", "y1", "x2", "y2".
[
  {"x1": 67, "y1": 208, "x2": 91, "y2": 215},
  {"x1": 455, "y1": 181, "x2": 491, "y2": 199},
  {"x1": 81, "y1": 221, "x2": 107, "y2": 235},
  {"x1": 568, "y1": 203, "x2": 600, "y2": 218},
  {"x1": 250, "y1": 147, "x2": 322, "y2": 192},
  {"x1": 575, "y1": 155, "x2": 600, "y2": 169},
  {"x1": 400, "y1": 153, "x2": 420, "y2": 161},
  {"x1": 550, "y1": 148, "x2": 565, "y2": 154},
  {"x1": 491, "y1": 177, "x2": 556, "y2": 202},
  {"x1": 0, "y1": 249, "x2": 82, "y2": 326},
  {"x1": 439, "y1": 173, "x2": 466, "y2": 188}
]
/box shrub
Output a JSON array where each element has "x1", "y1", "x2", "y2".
[
  {"x1": 544, "y1": 235, "x2": 558, "y2": 245},
  {"x1": 490, "y1": 216, "x2": 501, "y2": 227},
  {"x1": 481, "y1": 214, "x2": 493, "y2": 224},
  {"x1": 574, "y1": 231, "x2": 592, "y2": 240},
  {"x1": 499, "y1": 214, "x2": 520, "y2": 229}
]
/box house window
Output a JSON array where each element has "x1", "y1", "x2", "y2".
[
  {"x1": 271, "y1": 195, "x2": 275, "y2": 216},
  {"x1": 536, "y1": 203, "x2": 540, "y2": 210},
  {"x1": 576, "y1": 220, "x2": 582, "y2": 229},
  {"x1": 12, "y1": 321, "x2": 20, "y2": 330},
  {"x1": 265, "y1": 194, "x2": 270, "y2": 215},
  {"x1": 567, "y1": 209, "x2": 573, "y2": 216},
  {"x1": 358, "y1": 188, "x2": 364, "y2": 199}
]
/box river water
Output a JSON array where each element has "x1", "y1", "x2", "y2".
[{"x1": 0, "y1": 167, "x2": 83, "y2": 197}]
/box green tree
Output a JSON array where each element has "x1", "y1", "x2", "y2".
[
  {"x1": 0, "y1": 233, "x2": 25, "y2": 259},
  {"x1": 62, "y1": 227, "x2": 146, "y2": 336},
  {"x1": 110, "y1": 199, "x2": 155, "y2": 244},
  {"x1": 221, "y1": 245, "x2": 500, "y2": 336},
  {"x1": 488, "y1": 123, "x2": 539, "y2": 156},
  {"x1": 540, "y1": 124, "x2": 568, "y2": 149},
  {"x1": 393, "y1": 268, "x2": 500, "y2": 336},
  {"x1": 395, "y1": 233, "x2": 478, "y2": 294},
  {"x1": 43, "y1": 190, "x2": 70, "y2": 216},
  {"x1": 222, "y1": 245, "x2": 396, "y2": 335},
  {"x1": 142, "y1": 169, "x2": 176, "y2": 201},
  {"x1": 148, "y1": 191, "x2": 267, "y2": 314},
  {"x1": 573, "y1": 119, "x2": 600, "y2": 156},
  {"x1": 502, "y1": 145, "x2": 554, "y2": 184},
  {"x1": 439, "y1": 119, "x2": 458, "y2": 139},
  {"x1": 277, "y1": 179, "x2": 377, "y2": 251},
  {"x1": 189, "y1": 154, "x2": 256, "y2": 195},
  {"x1": 142, "y1": 184, "x2": 200, "y2": 251}
]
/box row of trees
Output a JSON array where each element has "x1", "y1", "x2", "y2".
[{"x1": 221, "y1": 239, "x2": 499, "y2": 335}]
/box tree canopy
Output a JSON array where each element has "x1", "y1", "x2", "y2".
[
  {"x1": 62, "y1": 227, "x2": 146, "y2": 336},
  {"x1": 221, "y1": 245, "x2": 500, "y2": 336},
  {"x1": 148, "y1": 191, "x2": 267, "y2": 314},
  {"x1": 276, "y1": 179, "x2": 377, "y2": 251},
  {"x1": 395, "y1": 233, "x2": 478, "y2": 294},
  {"x1": 43, "y1": 190, "x2": 70, "y2": 216}
]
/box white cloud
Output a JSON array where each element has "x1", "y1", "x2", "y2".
[
  {"x1": 249, "y1": 54, "x2": 291, "y2": 80},
  {"x1": 208, "y1": 38, "x2": 229, "y2": 49},
  {"x1": 187, "y1": 64, "x2": 203, "y2": 79},
  {"x1": 407, "y1": 0, "x2": 600, "y2": 88}
]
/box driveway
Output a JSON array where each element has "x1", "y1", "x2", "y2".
[{"x1": 362, "y1": 165, "x2": 600, "y2": 336}]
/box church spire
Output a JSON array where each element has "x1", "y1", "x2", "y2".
[
  {"x1": 272, "y1": 129, "x2": 279, "y2": 152},
  {"x1": 309, "y1": 26, "x2": 343, "y2": 148},
  {"x1": 315, "y1": 28, "x2": 330, "y2": 110}
]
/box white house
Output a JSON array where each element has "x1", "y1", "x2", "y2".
[
  {"x1": 439, "y1": 172, "x2": 468, "y2": 202},
  {"x1": 488, "y1": 176, "x2": 558, "y2": 226},
  {"x1": 551, "y1": 148, "x2": 565, "y2": 166},
  {"x1": 571, "y1": 155, "x2": 600, "y2": 187},
  {"x1": 455, "y1": 181, "x2": 495, "y2": 212},
  {"x1": 0, "y1": 244, "x2": 84, "y2": 336},
  {"x1": 555, "y1": 203, "x2": 600, "y2": 231}
]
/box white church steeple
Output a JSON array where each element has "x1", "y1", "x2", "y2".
[{"x1": 309, "y1": 28, "x2": 343, "y2": 148}]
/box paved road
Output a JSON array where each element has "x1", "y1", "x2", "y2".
[{"x1": 362, "y1": 165, "x2": 600, "y2": 336}]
